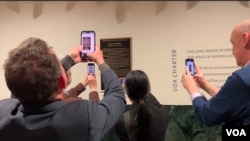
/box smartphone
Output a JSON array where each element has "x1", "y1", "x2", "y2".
[
  {"x1": 87, "y1": 63, "x2": 95, "y2": 75},
  {"x1": 185, "y1": 58, "x2": 195, "y2": 76},
  {"x1": 80, "y1": 31, "x2": 96, "y2": 60},
  {"x1": 119, "y1": 77, "x2": 125, "y2": 85}
]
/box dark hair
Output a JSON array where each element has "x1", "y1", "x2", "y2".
[
  {"x1": 4, "y1": 37, "x2": 61, "y2": 104},
  {"x1": 125, "y1": 70, "x2": 151, "y2": 141},
  {"x1": 125, "y1": 70, "x2": 150, "y2": 101}
]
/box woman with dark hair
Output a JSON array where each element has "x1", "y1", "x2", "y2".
[{"x1": 115, "y1": 70, "x2": 169, "y2": 141}]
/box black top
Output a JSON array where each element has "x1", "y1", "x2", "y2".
[{"x1": 115, "y1": 93, "x2": 169, "y2": 141}]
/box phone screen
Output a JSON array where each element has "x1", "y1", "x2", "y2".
[
  {"x1": 119, "y1": 77, "x2": 125, "y2": 85},
  {"x1": 81, "y1": 31, "x2": 95, "y2": 60},
  {"x1": 185, "y1": 58, "x2": 195, "y2": 75},
  {"x1": 87, "y1": 63, "x2": 95, "y2": 75}
]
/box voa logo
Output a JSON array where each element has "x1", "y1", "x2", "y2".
[{"x1": 226, "y1": 129, "x2": 246, "y2": 136}]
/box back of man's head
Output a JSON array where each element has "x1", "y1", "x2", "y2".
[{"x1": 4, "y1": 37, "x2": 61, "y2": 104}]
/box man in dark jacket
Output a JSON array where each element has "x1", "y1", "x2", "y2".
[{"x1": 0, "y1": 37, "x2": 126, "y2": 141}]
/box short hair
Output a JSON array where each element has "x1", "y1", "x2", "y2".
[{"x1": 4, "y1": 37, "x2": 61, "y2": 103}]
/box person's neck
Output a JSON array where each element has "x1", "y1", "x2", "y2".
[{"x1": 55, "y1": 93, "x2": 64, "y2": 100}]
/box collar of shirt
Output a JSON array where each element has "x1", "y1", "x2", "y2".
[{"x1": 244, "y1": 60, "x2": 250, "y2": 67}]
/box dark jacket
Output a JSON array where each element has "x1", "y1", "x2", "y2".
[
  {"x1": 0, "y1": 63, "x2": 126, "y2": 141},
  {"x1": 193, "y1": 65, "x2": 250, "y2": 126},
  {"x1": 115, "y1": 93, "x2": 169, "y2": 141}
]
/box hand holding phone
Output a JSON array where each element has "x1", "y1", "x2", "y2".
[
  {"x1": 87, "y1": 63, "x2": 95, "y2": 75},
  {"x1": 80, "y1": 31, "x2": 96, "y2": 60},
  {"x1": 185, "y1": 58, "x2": 195, "y2": 76}
]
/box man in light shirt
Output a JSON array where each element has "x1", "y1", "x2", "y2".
[{"x1": 181, "y1": 18, "x2": 250, "y2": 126}]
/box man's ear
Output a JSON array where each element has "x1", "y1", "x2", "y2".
[
  {"x1": 243, "y1": 32, "x2": 250, "y2": 49},
  {"x1": 58, "y1": 75, "x2": 66, "y2": 89}
]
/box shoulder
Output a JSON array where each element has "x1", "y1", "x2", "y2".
[
  {"x1": 233, "y1": 66, "x2": 250, "y2": 86},
  {"x1": 234, "y1": 66, "x2": 250, "y2": 75},
  {"x1": 63, "y1": 97, "x2": 83, "y2": 103},
  {"x1": 146, "y1": 93, "x2": 161, "y2": 108},
  {"x1": 0, "y1": 98, "x2": 20, "y2": 118},
  {"x1": 53, "y1": 99, "x2": 97, "y2": 120},
  {"x1": 0, "y1": 98, "x2": 20, "y2": 107},
  {"x1": 61, "y1": 99, "x2": 95, "y2": 109}
]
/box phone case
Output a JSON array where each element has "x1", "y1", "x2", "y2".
[
  {"x1": 185, "y1": 58, "x2": 195, "y2": 75},
  {"x1": 81, "y1": 31, "x2": 96, "y2": 60},
  {"x1": 87, "y1": 63, "x2": 95, "y2": 75}
]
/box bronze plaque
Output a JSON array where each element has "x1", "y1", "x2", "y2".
[{"x1": 100, "y1": 37, "x2": 131, "y2": 90}]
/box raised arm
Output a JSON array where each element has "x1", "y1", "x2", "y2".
[{"x1": 86, "y1": 46, "x2": 126, "y2": 141}]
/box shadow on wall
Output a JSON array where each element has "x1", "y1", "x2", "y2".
[
  {"x1": 102, "y1": 105, "x2": 222, "y2": 141},
  {"x1": 4, "y1": 1, "x2": 249, "y2": 23}
]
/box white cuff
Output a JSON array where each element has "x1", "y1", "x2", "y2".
[{"x1": 190, "y1": 92, "x2": 203, "y2": 101}]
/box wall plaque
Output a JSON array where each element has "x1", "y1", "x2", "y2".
[{"x1": 100, "y1": 37, "x2": 132, "y2": 90}]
